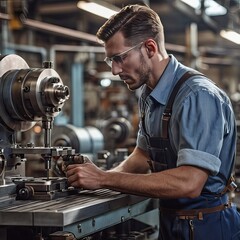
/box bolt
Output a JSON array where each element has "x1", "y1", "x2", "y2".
[
  {"x1": 77, "y1": 224, "x2": 82, "y2": 233},
  {"x1": 42, "y1": 61, "x2": 53, "y2": 69},
  {"x1": 92, "y1": 218, "x2": 96, "y2": 227},
  {"x1": 23, "y1": 86, "x2": 30, "y2": 92},
  {"x1": 50, "y1": 77, "x2": 60, "y2": 83},
  {"x1": 50, "y1": 107, "x2": 59, "y2": 113},
  {"x1": 26, "y1": 143, "x2": 34, "y2": 147}
]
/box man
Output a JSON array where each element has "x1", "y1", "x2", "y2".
[{"x1": 66, "y1": 4, "x2": 240, "y2": 240}]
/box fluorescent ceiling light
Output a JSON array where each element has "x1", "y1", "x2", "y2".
[
  {"x1": 77, "y1": 1, "x2": 119, "y2": 19},
  {"x1": 220, "y1": 30, "x2": 240, "y2": 45},
  {"x1": 181, "y1": 0, "x2": 199, "y2": 9},
  {"x1": 181, "y1": 0, "x2": 227, "y2": 16}
]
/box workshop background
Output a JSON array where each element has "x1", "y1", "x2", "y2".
[{"x1": 0, "y1": 0, "x2": 240, "y2": 240}]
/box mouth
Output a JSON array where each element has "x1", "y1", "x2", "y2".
[
  {"x1": 120, "y1": 76, "x2": 128, "y2": 81},
  {"x1": 120, "y1": 76, "x2": 131, "y2": 84},
  {"x1": 119, "y1": 75, "x2": 135, "y2": 87},
  {"x1": 123, "y1": 80, "x2": 132, "y2": 85}
]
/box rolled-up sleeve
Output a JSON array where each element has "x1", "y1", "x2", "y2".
[
  {"x1": 171, "y1": 83, "x2": 233, "y2": 176},
  {"x1": 177, "y1": 149, "x2": 221, "y2": 175}
]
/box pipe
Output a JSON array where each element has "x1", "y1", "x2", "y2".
[
  {"x1": 0, "y1": 13, "x2": 98, "y2": 43},
  {"x1": 5, "y1": 42, "x2": 47, "y2": 60},
  {"x1": 22, "y1": 18, "x2": 99, "y2": 44},
  {"x1": 49, "y1": 44, "x2": 105, "y2": 67},
  {"x1": 0, "y1": 12, "x2": 10, "y2": 20}
]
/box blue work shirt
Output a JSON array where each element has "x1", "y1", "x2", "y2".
[{"x1": 137, "y1": 55, "x2": 237, "y2": 195}]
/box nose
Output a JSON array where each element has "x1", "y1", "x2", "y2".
[{"x1": 111, "y1": 62, "x2": 123, "y2": 76}]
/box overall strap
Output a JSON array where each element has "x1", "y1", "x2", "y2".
[{"x1": 161, "y1": 71, "x2": 204, "y2": 139}]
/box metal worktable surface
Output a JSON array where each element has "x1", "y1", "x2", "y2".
[{"x1": 0, "y1": 189, "x2": 157, "y2": 238}]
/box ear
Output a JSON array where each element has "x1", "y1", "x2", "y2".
[{"x1": 144, "y1": 39, "x2": 157, "y2": 58}]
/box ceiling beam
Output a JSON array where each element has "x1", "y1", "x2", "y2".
[{"x1": 170, "y1": 0, "x2": 220, "y2": 32}]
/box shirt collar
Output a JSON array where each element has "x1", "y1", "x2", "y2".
[{"x1": 150, "y1": 54, "x2": 179, "y2": 105}]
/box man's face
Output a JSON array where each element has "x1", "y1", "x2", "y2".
[{"x1": 104, "y1": 32, "x2": 151, "y2": 91}]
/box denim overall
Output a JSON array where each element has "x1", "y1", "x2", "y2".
[{"x1": 142, "y1": 72, "x2": 240, "y2": 240}]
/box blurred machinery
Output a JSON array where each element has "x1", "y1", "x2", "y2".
[
  {"x1": 51, "y1": 116, "x2": 133, "y2": 171},
  {"x1": 52, "y1": 124, "x2": 104, "y2": 159},
  {"x1": 100, "y1": 117, "x2": 132, "y2": 150},
  {"x1": 95, "y1": 117, "x2": 133, "y2": 169},
  {"x1": 0, "y1": 54, "x2": 158, "y2": 240}
]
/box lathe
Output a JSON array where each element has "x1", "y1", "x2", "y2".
[{"x1": 0, "y1": 54, "x2": 158, "y2": 240}]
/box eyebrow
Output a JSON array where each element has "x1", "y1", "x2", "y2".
[
  {"x1": 109, "y1": 42, "x2": 144, "y2": 59},
  {"x1": 108, "y1": 51, "x2": 123, "y2": 59}
]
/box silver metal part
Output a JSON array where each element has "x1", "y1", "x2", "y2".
[
  {"x1": 0, "y1": 154, "x2": 6, "y2": 185},
  {"x1": 0, "y1": 54, "x2": 34, "y2": 131},
  {"x1": 13, "y1": 177, "x2": 76, "y2": 200},
  {"x1": 52, "y1": 124, "x2": 104, "y2": 154},
  {"x1": 0, "y1": 189, "x2": 156, "y2": 239},
  {"x1": 0, "y1": 54, "x2": 70, "y2": 181},
  {"x1": 0, "y1": 54, "x2": 29, "y2": 77},
  {"x1": 101, "y1": 117, "x2": 132, "y2": 147},
  {"x1": 0, "y1": 54, "x2": 69, "y2": 132}
]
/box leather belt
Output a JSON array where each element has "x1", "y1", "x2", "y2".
[{"x1": 160, "y1": 202, "x2": 231, "y2": 220}]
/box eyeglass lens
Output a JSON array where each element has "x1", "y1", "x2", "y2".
[{"x1": 105, "y1": 42, "x2": 143, "y2": 68}]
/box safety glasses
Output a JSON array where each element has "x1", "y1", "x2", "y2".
[{"x1": 104, "y1": 42, "x2": 143, "y2": 68}]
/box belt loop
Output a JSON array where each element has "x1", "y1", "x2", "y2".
[{"x1": 198, "y1": 212, "x2": 203, "y2": 220}]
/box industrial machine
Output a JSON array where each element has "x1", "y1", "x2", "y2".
[
  {"x1": 0, "y1": 54, "x2": 158, "y2": 240},
  {"x1": 0, "y1": 53, "x2": 74, "y2": 199},
  {"x1": 52, "y1": 124, "x2": 104, "y2": 161}
]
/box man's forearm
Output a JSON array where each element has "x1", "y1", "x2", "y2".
[
  {"x1": 103, "y1": 165, "x2": 209, "y2": 199},
  {"x1": 108, "y1": 147, "x2": 150, "y2": 173}
]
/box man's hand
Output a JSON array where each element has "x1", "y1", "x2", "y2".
[{"x1": 65, "y1": 159, "x2": 106, "y2": 190}]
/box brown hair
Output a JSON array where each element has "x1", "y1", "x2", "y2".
[{"x1": 96, "y1": 4, "x2": 165, "y2": 49}]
